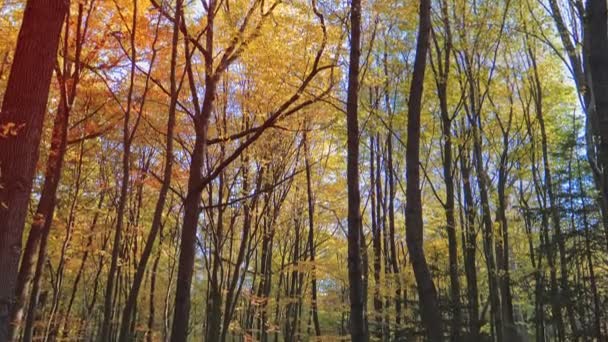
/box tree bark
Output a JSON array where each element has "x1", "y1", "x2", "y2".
[
  {"x1": 0, "y1": 0, "x2": 67, "y2": 339},
  {"x1": 404, "y1": 0, "x2": 442, "y2": 340},
  {"x1": 8, "y1": 86, "x2": 69, "y2": 342},
  {"x1": 586, "y1": 0, "x2": 608, "y2": 251},
  {"x1": 458, "y1": 132, "x2": 479, "y2": 340},
  {"x1": 345, "y1": 0, "x2": 367, "y2": 339}
]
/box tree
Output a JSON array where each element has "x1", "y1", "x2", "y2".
[
  {"x1": 345, "y1": 0, "x2": 367, "y2": 339},
  {"x1": 404, "y1": 0, "x2": 442, "y2": 340},
  {"x1": 0, "y1": 0, "x2": 68, "y2": 339}
]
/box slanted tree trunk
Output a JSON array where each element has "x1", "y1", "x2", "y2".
[
  {"x1": 0, "y1": 0, "x2": 67, "y2": 339},
  {"x1": 527, "y1": 43, "x2": 576, "y2": 338},
  {"x1": 8, "y1": 86, "x2": 69, "y2": 342},
  {"x1": 118, "y1": 2, "x2": 181, "y2": 340},
  {"x1": 100, "y1": 2, "x2": 140, "y2": 339},
  {"x1": 548, "y1": 0, "x2": 608, "y2": 251},
  {"x1": 523, "y1": 94, "x2": 552, "y2": 342},
  {"x1": 304, "y1": 129, "x2": 322, "y2": 337},
  {"x1": 9, "y1": 7, "x2": 86, "y2": 339},
  {"x1": 575, "y1": 158, "x2": 602, "y2": 341}
]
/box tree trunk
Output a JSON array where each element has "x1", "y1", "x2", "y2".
[
  {"x1": 404, "y1": 0, "x2": 442, "y2": 340},
  {"x1": 304, "y1": 129, "x2": 322, "y2": 337},
  {"x1": 0, "y1": 0, "x2": 67, "y2": 338},
  {"x1": 528, "y1": 44, "x2": 575, "y2": 338},
  {"x1": 495, "y1": 103, "x2": 516, "y2": 340},
  {"x1": 470, "y1": 105, "x2": 503, "y2": 342},
  {"x1": 369, "y1": 135, "x2": 384, "y2": 338},
  {"x1": 170, "y1": 0, "x2": 218, "y2": 338},
  {"x1": 345, "y1": 0, "x2": 367, "y2": 338},
  {"x1": 100, "y1": 2, "x2": 139, "y2": 339},
  {"x1": 118, "y1": 1, "x2": 180, "y2": 339},
  {"x1": 8, "y1": 87, "x2": 69, "y2": 341},
  {"x1": 430, "y1": 6, "x2": 461, "y2": 335},
  {"x1": 586, "y1": 0, "x2": 608, "y2": 251},
  {"x1": 459, "y1": 135, "x2": 479, "y2": 341},
  {"x1": 576, "y1": 158, "x2": 602, "y2": 341}
]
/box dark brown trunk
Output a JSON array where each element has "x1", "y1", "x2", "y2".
[
  {"x1": 496, "y1": 151, "x2": 515, "y2": 336},
  {"x1": 345, "y1": 0, "x2": 367, "y2": 339},
  {"x1": 495, "y1": 102, "x2": 516, "y2": 340},
  {"x1": 206, "y1": 148, "x2": 226, "y2": 342},
  {"x1": 404, "y1": 0, "x2": 442, "y2": 340},
  {"x1": 170, "y1": 0, "x2": 217, "y2": 337},
  {"x1": 586, "y1": 0, "x2": 608, "y2": 252},
  {"x1": 459, "y1": 143, "x2": 479, "y2": 340},
  {"x1": 0, "y1": 0, "x2": 67, "y2": 338},
  {"x1": 8, "y1": 89, "x2": 69, "y2": 341}
]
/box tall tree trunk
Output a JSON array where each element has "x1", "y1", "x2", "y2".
[
  {"x1": 523, "y1": 98, "x2": 552, "y2": 342},
  {"x1": 459, "y1": 142, "x2": 479, "y2": 340},
  {"x1": 575, "y1": 158, "x2": 602, "y2": 341},
  {"x1": 518, "y1": 178, "x2": 545, "y2": 342},
  {"x1": 430, "y1": 5, "x2": 461, "y2": 336},
  {"x1": 386, "y1": 129, "x2": 402, "y2": 334},
  {"x1": 528, "y1": 44, "x2": 575, "y2": 338},
  {"x1": 100, "y1": 2, "x2": 139, "y2": 339},
  {"x1": 345, "y1": 0, "x2": 367, "y2": 339},
  {"x1": 496, "y1": 150, "x2": 515, "y2": 336},
  {"x1": 495, "y1": 101, "x2": 516, "y2": 340},
  {"x1": 11, "y1": 6, "x2": 85, "y2": 339},
  {"x1": 346, "y1": 0, "x2": 368, "y2": 342},
  {"x1": 304, "y1": 129, "x2": 321, "y2": 337},
  {"x1": 547, "y1": 0, "x2": 608, "y2": 248},
  {"x1": 42, "y1": 139, "x2": 84, "y2": 341},
  {"x1": 8, "y1": 87, "x2": 69, "y2": 341},
  {"x1": 170, "y1": 0, "x2": 217, "y2": 337},
  {"x1": 586, "y1": 0, "x2": 608, "y2": 251},
  {"x1": 118, "y1": 2, "x2": 181, "y2": 340},
  {"x1": 404, "y1": 0, "x2": 442, "y2": 340},
  {"x1": 206, "y1": 150, "x2": 226, "y2": 342},
  {"x1": 0, "y1": 0, "x2": 67, "y2": 338},
  {"x1": 369, "y1": 135, "x2": 384, "y2": 338},
  {"x1": 470, "y1": 105, "x2": 503, "y2": 342}
]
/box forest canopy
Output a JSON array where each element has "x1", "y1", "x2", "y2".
[{"x1": 0, "y1": 0, "x2": 606, "y2": 341}]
